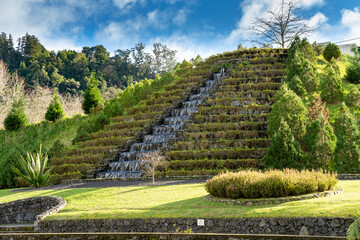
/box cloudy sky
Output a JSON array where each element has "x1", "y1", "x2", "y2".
[{"x1": 0, "y1": 0, "x2": 359, "y2": 60}]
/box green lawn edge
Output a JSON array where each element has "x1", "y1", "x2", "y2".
[{"x1": 0, "y1": 180, "x2": 359, "y2": 220}]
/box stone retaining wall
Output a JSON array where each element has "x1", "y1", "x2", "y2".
[
  {"x1": 38, "y1": 217, "x2": 355, "y2": 237},
  {"x1": 0, "y1": 196, "x2": 66, "y2": 225}
]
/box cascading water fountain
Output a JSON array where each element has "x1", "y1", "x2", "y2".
[{"x1": 98, "y1": 68, "x2": 226, "y2": 179}]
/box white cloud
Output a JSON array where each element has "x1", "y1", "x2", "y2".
[
  {"x1": 112, "y1": 0, "x2": 138, "y2": 9},
  {"x1": 148, "y1": 33, "x2": 228, "y2": 61},
  {"x1": 173, "y1": 9, "x2": 187, "y2": 25},
  {"x1": 0, "y1": 0, "x2": 87, "y2": 52},
  {"x1": 307, "y1": 12, "x2": 328, "y2": 28},
  {"x1": 306, "y1": 7, "x2": 360, "y2": 47},
  {"x1": 226, "y1": 0, "x2": 325, "y2": 46}
]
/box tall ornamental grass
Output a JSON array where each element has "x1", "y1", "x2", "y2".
[
  {"x1": 205, "y1": 169, "x2": 337, "y2": 199},
  {"x1": 12, "y1": 145, "x2": 51, "y2": 188}
]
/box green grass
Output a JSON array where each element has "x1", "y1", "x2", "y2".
[{"x1": 0, "y1": 181, "x2": 359, "y2": 220}]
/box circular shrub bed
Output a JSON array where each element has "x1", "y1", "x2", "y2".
[{"x1": 205, "y1": 169, "x2": 338, "y2": 199}]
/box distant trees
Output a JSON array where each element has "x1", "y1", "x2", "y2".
[
  {"x1": 247, "y1": 0, "x2": 317, "y2": 48},
  {"x1": 0, "y1": 32, "x2": 178, "y2": 95}
]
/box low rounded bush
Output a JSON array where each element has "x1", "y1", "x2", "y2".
[
  {"x1": 323, "y1": 43, "x2": 341, "y2": 62},
  {"x1": 205, "y1": 169, "x2": 338, "y2": 199}
]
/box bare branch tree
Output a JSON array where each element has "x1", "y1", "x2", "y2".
[
  {"x1": 248, "y1": 0, "x2": 318, "y2": 48},
  {"x1": 141, "y1": 151, "x2": 168, "y2": 184}
]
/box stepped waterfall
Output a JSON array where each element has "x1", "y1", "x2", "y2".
[{"x1": 98, "y1": 69, "x2": 225, "y2": 179}]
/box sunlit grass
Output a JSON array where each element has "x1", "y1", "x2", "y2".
[{"x1": 0, "y1": 181, "x2": 359, "y2": 220}]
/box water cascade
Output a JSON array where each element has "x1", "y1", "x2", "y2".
[{"x1": 98, "y1": 69, "x2": 225, "y2": 179}]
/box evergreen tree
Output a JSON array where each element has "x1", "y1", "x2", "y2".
[
  {"x1": 345, "y1": 87, "x2": 360, "y2": 108},
  {"x1": 333, "y1": 103, "x2": 360, "y2": 173},
  {"x1": 267, "y1": 84, "x2": 308, "y2": 140},
  {"x1": 82, "y1": 73, "x2": 103, "y2": 114},
  {"x1": 264, "y1": 119, "x2": 305, "y2": 169},
  {"x1": 4, "y1": 97, "x2": 28, "y2": 131},
  {"x1": 323, "y1": 43, "x2": 341, "y2": 62},
  {"x1": 345, "y1": 47, "x2": 360, "y2": 84},
  {"x1": 305, "y1": 116, "x2": 337, "y2": 169},
  {"x1": 288, "y1": 75, "x2": 306, "y2": 96},
  {"x1": 45, "y1": 91, "x2": 65, "y2": 122},
  {"x1": 320, "y1": 63, "x2": 344, "y2": 104}
]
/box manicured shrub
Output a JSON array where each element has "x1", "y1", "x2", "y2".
[
  {"x1": 45, "y1": 92, "x2": 65, "y2": 122},
  {"x1": 305, "y1": 116, "x2": 336, "y2": 170},
  {"x1": 4, "y1": 97, "x2": 28, "y2": 131},
  {"x1": 323, "y1": 43, "x2": 341, "y2": 62},
  {"x1": 333, "y1": 103, "x2": 360, "y2": 173},
  {"x1": 320, "y1": 64, "x2": 344, "y2": 104},
  {"x1": 345, "y1": 88, "x2": 360, "y2": 108},
  {"x1": 205, "y1": 169, "x2": 338, "y2": 199},
  {"x1": 267, "y1": 84, "x2": 308, "y2": 140},
  {"x1": 82, "y1": 73, "x2": 103, "y2": 114},
  {"x1": 12, "y1": 145, "x2": 51, "y2": 188},
  {"x1": 264, "y1": 120, "x2": 305, "y2": 170}
]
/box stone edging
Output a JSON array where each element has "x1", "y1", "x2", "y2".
[
  {"x1": 34, "y1": 196, "x2": 66, "y2": 225},
  {"x1": 205, "y1": 188, "x2": 343, "y2": 206},
  {"x1": 338, "y1": 174, "x2": 360, "y2": 180}
]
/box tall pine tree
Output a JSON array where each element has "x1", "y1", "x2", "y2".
[{"x1": 333, "y1": 103, "x2": 360, "y2": 173}]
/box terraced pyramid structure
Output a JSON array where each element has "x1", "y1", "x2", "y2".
[{"x1": 50, "y1": 48, "x2": 287, "y2": 182}]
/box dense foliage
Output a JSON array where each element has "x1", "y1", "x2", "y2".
[
  {"x1": 285, "y1": 37, "x2": 319, "y2": 97},
  {"x1": 4, "y1": 98, "x2": 28, "y2": 131},
  {"x1": 346, "y1": 48, "x2": 360, "y2": 84},
  {"x1": 333, "y1": 104, "x2": 360, "y2": 173},
  {"x1": 267, "y1": 84, "x2": 308, "y2": 140},
  {"x1": 0, "y1": 32, "x2": 178, "y2": 95},
  {"x1": 264, "y1": 120, "x2": 305, "y2": 169},
  {"x1": 323, "y1": 43, "x2": 341, "y2": 62},
  {"x1": 45, "y1": 92, "x2": 65, "y2": 122},
  {"x1": 205, "y1": 169, "x2": 338, "y2": 199},
  {"x1": 320, "y1": 62, "x2": 344, "y2": 104}
]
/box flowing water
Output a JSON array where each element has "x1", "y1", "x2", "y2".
[{"x1": 98, "y1": 69, "x2": 225, "y2": 179}]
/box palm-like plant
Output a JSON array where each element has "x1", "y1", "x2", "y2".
[
  {"x1": 347, "y1": 218, "x2": 360, "y2": 240},
  {"x1": 13, "y1": 145, "x2": 51, "y2": 187}
]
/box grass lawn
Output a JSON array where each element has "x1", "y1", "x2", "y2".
[{"x1": 0, "y1": 180, "x2": 359, "y2": 220}]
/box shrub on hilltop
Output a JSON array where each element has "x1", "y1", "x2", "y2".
[{"x1": 323, "y1": 43, "x2": 341, "y2": 62}]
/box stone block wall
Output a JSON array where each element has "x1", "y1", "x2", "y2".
[
  {"x1": 37, "y1": 217, "x2": 355, "y2": 237},
  {"x1": 0, "y1": 196, "x2": 66, "y2": 224}
]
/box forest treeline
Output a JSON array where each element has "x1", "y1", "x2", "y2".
[{"x1": 0, "y1": 32, "x2": 177, "y2": 95}]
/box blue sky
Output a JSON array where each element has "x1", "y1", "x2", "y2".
[{"x1": 0, "y1": 0, "x2": 359, "y2": 60}]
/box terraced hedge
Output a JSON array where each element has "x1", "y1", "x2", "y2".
[
  {"x1": 163, "y1": 49, "x2": 287, "y2": 177},
  {"x1": 49, "y1": 61, "x2": 214, "y2": 183}
]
